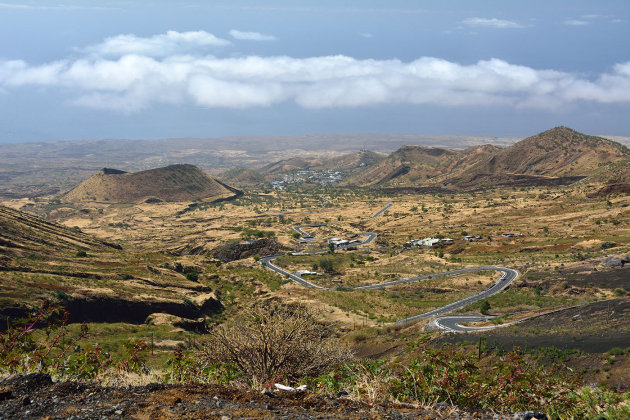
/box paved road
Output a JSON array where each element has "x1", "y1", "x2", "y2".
[
  {"x1": 432, "y1": 315, "x2": 496, "y2": 332},
  {"x1": 394, "y1": 266, "x2": 518, "y2": 324},
  {"x1": 293, "y1": 224, "x2": 331, "y2": 239},
  {"x1": 260, "y1": 254, "x2": 329, "y2": 289},
  {"x1": 261, "y1": 222, "x2": 519, "y2": 329},
  {"x1": 433, "y1": 302, "x2": 585, "y2": 332},
  {"x1": 371, "y1": 202, "x2": 393, "y2": 218}
]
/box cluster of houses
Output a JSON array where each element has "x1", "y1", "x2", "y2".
[{"x1": 271, "y1": 170, "x2": 343, "y2": 190}]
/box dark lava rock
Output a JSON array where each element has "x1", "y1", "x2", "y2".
[
  {"x1": 0, "y1": 390, "x2": 13, "y2": 401},
  {"x1": 514, "y1": 411, "x2": 548, "y2": 420},
  {"x1": 0, "y1": 373, "x2": 52, "y2": 393}
]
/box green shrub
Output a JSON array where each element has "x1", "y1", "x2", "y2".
[
  {"x1": 313, "y1": 340, "x2": 585, "y2": 417},
  {"x1": 51, "y1": 290, "x2": 70, "y2": 301},
  {"x1": 608, "y1": 347, "x2": 625, "y2": 356},
  {"x1": 185, "y1": 272, "x2": 199, "y2": 282}
]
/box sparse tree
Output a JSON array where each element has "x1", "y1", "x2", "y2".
[
  {"x1": 480, "y1": 300, "x2": 491, "y2": 315},
  {"x1": 198, "y1": 303, "x2": 350, "y2": 384},
  {"x1": 319, "y1": 257, "x2": 334, "y2": 273}
]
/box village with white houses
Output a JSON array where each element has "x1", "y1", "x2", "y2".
[{"x1": 271, "y1": 170, "x2": 344, "y2": 190}]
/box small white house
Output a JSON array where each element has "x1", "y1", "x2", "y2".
[
  {"x1": 328, "y1": 237, "x2": 350, "y2": 248},
  {"x1": 405, "y1": 237, "x2": 454, "y2": 248}
]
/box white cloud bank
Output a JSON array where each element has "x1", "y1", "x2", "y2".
[
  {"x1": 1, "y1": 31, "x2": 629, "y2": 112},
  {"x1": 462, "y1": 18, "x2": 523, "y2": 29},
  {"x1": 229, "y1": 30, "x2": 276, "y2": 41}
]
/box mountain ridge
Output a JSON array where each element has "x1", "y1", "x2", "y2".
[{"x1": 346, "y1": 126, "x2": 629, "y2": 189}]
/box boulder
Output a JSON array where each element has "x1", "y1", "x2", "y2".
[{"x1": 602, "y1": 256, "x2": 630, "y2": 267}]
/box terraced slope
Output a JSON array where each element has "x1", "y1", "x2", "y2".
[
  {"x1": 0, "y1": 205, "x2": 117, "y2": 258},
  {"x1": 62, "y1": 164, "x2": 239, "y2": 203},
  {"x1": 0, "y1": 205, "x2": 221, "y2": 327}
]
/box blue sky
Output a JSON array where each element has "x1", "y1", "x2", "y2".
[{"x1": 0, "y1": 0, "x2": 629, "y2": 143}]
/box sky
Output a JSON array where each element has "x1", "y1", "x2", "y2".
[{"x1": 0, "y1": 0, "x2": 629, "y2": 143}]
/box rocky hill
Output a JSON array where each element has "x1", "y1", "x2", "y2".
[
  {"x1": 346, "y1": 127, "x2": 629, "y2": 189},
  {"x1": 62, "y1": 164, "x2": 239, "y2": 203},
  {"x1": 465, "y1": 126, "x2": 628, "y2": 177},
  {"x1": 344, "y1": 144, "x2": 498, "y2": 187}
]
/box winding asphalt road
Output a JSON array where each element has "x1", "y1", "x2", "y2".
[
  {"x1": 260, "y1": 216, "x2": 519, "y2": 331},
  {"x1": 371, "y1": 202, "x2": 393, "y2": 218}
]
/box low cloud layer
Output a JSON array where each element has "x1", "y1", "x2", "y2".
[{"x1": 1, "y1": 31, "x2": 629, "y2": 112}]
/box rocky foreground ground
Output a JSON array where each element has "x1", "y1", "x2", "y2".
[{"x1": 0, "y1": 374, "x2": 551, "y2": 420}]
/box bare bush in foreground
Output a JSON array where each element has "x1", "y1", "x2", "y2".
[{"x1": 199, "y1": 303, "x2": 351, "y2": 384}]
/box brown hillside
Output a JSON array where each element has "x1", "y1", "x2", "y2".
[
  {"x1": 315, "y1": 150, "x2": 385, "y2": 171},
  {"x1": 585, "y1": 156, "x2": 630, "y2": 185},
  {"x1": 260, "y1": 157, "x2": 319, "y2": 174},
  {"x1": 345, "y1": 144, "x2": 497, "y2": 186},
  {"x1": 62, "y1": 164, "x2": 239, "y2": 203},
  {"x1": 260, "y1": 150, "x2": 383, "y2": 175},
  {"x1": 345, "y1": 146, "x2": 455, "y2": 186},
  {"x1": 347, "y1": 127, "x2": 628, "y2": 189},
  {"x1": 469, "y1": 126, "x2": 628, "y2": 178}
]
